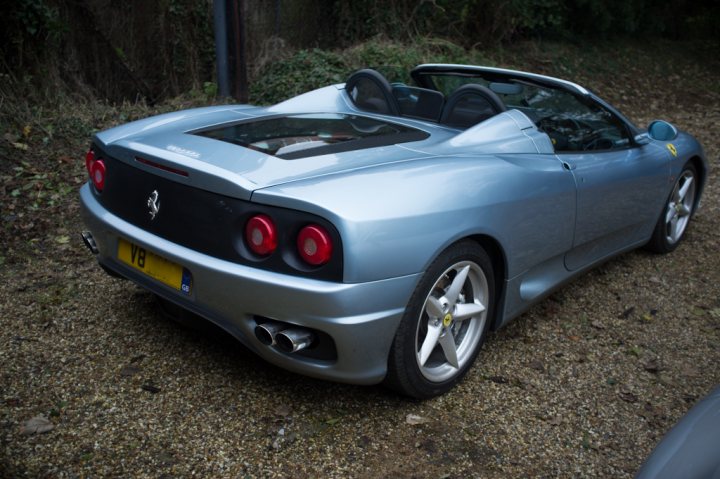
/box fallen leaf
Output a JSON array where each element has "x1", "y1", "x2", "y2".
[
  {"x1": 141, "y1": 384, "x2": 160, "y2": 394},
  {"x1": 55, "y1": 235, "x2": 70, "y2": 245},
  {"x1": 488, "y1": 375, "x2": 509, "y2": 384},
  {"x1": 529, "y1": 360, "x2": 545, "y2": 372},
  {"x1": 406, "y1": 414, "x2": 429, "y2": 425},
  {"x1": 156, "y1": 451, "x2": 176, "y2": 466},
  {"x1": 691, "y1": 306, "x2": 706, "y2": 317},
  {"x1": 548, "y1": 415, "x2": 563, "y2": 426},
  {"x1": 325, "y1": 417, "x2": 342, "y2": 425},
  {"x1": 643, "y1": 359, "x2": 660, "y2": 373},
  {"x1": 119, "y1": 364, "x2": 141, "y2": 377},
  {"x1": 627, "y1": 345, "x2": 642, "y2": 357},
  {"x1": 619, "y1": 387, "x2": 638, "y2": 403},
  {"x1": 130, "y1": 354, "x2": 146, "y2": 363},
  {"x1": 20, "y1": 415, "x2": 54, "y2": 435},
  {"x1": 590, "y1": 320, "x2": 606, "y2": 329},
  {"x1": 274, "y1": 404, "x2": 291, "y2": 417},
  {"x1": 22, "y1": 125, "x2": 32, "y2": 137},
  {"x1": 682, "y1": 393, "x2": 698, "y2": 403},
  {"x1": 641, "y1": 313, "x2": 653, "y2": 322},
  {"x1": 12, "y1": 142, "x2": 28, "y2": 151},
  {"x1": 658, "y1": 374, "x2": 676, "y2": 387}
]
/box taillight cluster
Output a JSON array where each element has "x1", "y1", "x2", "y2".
[
  {"x1": 245, "y1": 214, "x2": 277, "y2": 256},
  {"x1": 245, "y1": 214, "x2": 333, "y2": 266},
  {"x1": 85, "y1": 149, "x2": 106, "y2": 192},
  {"x1": 297, "y1": 224, "x2": 333, "y2": 265}
]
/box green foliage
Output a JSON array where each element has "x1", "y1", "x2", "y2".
[
  {"x1": 329, "y1": 0, "x2": 720, "y2": 45},
  {"x1": 329, "y1": 0, "x2": 569, "y2": 46},
  {"x1": 250, "y1": 49, "x2": 348, "y2": 105},
  {"x1": 250, "y1": 37, "x2": 496, "y2": 105},
  {"x1": 1, "y1": 0, "x2": 717, "y2": 107},
  {"x1": 0, "y1": 0, "x2": 65, "y2": 69},
  {"x1": 203, "y1": 82, "x2": 218, "y2": 98},
  {"x1": 347, "y1": 38, "x2": 471, "y2": 69},
  {"x1": 8, "y1": 0, "x2": 62, "y2": 38},
  {"x1": 163, "y1": 0, "x2": 216, "y2": 91}
]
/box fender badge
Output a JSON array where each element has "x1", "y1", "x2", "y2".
[
  {"x1": 147, "y1": 190, "x2": 160, "y2": 220},
  {"x1": 666, "y1": 143, "x2": 677, "y2": 157}
]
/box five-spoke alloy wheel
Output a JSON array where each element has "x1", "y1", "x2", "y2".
[
  {"x1": 647, "y1": 163, "x2": 698, "y2": 253},
  {"x1": 386, "y1": 241, "x2": 494, "y2": 398}
]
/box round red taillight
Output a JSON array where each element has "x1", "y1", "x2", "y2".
[
  {"x1": 85, "y1": 149, "x2": 96, "y2": 175},
  {"x1": 297, "y1": 225, "x2": 332, "y2": 266},
  {"x1": 245, "y1": 215, "x2": 277, "y2": 256},
  {"x1": 90, "y1": 159, "x2": 106, "y2": 192}
]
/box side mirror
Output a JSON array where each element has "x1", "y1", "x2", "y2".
[{"x1": 647, "y1": 120, "x2": 678, "y2": 141}]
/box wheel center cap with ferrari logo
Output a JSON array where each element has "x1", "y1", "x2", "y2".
[{"x1": 443, "y1": 313, "x2": 453, "y2": 327}]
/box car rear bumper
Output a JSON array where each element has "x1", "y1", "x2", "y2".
[{"x1": 79, "y1": 183, "x2": 419, "y2": 384}]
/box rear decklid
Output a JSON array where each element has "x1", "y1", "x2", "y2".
[
  {"x1": 95, "y1": 110, "x2": 448, "y2": 200},
  {"x1": 88, "y1": 109, "x2": 447, "y2": 267}
]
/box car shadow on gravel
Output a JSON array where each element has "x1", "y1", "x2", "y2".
[{"x1": 146, "y1": 292, "x2": 397, "y2": 400}]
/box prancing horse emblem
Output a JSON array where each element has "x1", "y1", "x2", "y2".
[{"x1": 147, "y1": 190, "x2": 160, "y2": 220}]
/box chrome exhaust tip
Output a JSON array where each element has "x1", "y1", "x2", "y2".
[
  {"x1": 81, "y1": 231, "x2": 99, "y2": 255},
  {"x1": 275, "y1": 328, "x2": 316, "y2": 353},
  {"x1": 254, "y1": 321, "x2": 286, "y2": 346}
]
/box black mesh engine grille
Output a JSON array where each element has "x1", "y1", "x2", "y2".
[{"x1": 92, "y1": 146, "x2": 343, "y2": 281}]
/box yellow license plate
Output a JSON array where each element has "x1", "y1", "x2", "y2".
[{"x1": 117, "y1": 238, "x2": 192, "y2": 294}]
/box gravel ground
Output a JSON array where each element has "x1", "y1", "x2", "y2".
[{"x1": 1, "y1": 42, "x2": 719, "y2": 477}]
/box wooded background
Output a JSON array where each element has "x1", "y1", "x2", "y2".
[{"x1": 1, "y1": 0, "x2": 718, "y2": 103}]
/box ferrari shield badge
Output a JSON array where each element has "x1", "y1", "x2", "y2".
[{"x1": 666, "y1": 143, "x2": 678, "y2": 157}]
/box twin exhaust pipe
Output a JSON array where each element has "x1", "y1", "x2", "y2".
[{"x1": 254, "y1": 321, "x2": 316, "y2": 353}]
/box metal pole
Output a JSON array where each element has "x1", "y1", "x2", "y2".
[
  {"x1": 213, "y1": 0, "x2": 230, "y2": 98},
  {"x1": 231, "y1": 0, "x2": 249, "y2": 102}
]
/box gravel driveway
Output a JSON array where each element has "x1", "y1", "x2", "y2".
[{"x1": 1, "y1": 43, "x2": 718, "y2": 478}]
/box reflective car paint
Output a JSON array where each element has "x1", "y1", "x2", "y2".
[{"x1": 636, "y1": 385, "x2": 720, "y2": 478}]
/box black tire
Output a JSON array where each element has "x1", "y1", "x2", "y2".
[
  {"x1": 645, "y1": 163, "x2": 698, "y2": 254},
  {"x1": 385, "y1": 241, "x2": 495, "y2": 398},
  {"x1": 155, "y1": 294, "x2": 203, "y2": 328}
]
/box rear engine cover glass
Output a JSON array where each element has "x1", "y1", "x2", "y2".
[{"x1": 193, "y1": 113, "x2": 429, "y2": 159}]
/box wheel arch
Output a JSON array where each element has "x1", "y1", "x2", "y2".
[
  {"x1": 687, "y1": 155, "x2": 707, "y2": 212},
  {"x1": 467, "y1": 234, "x2": 507, "y2": 331}
]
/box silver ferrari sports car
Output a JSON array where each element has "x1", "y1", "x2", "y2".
[{"x1": 79, "y1": 64, "x2": 707, "y2": 398}]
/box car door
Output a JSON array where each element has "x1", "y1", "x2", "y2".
[
  {"x1": 562, "y1": 143, "x2": 670, "y2": 270},
  {"x1": 536, "y1": 95, "x2": 671, "y2": 271}
]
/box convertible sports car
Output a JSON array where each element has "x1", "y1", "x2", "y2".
[{"x1": 79, "y1": 64, "x2": 707, "y2": 398}]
